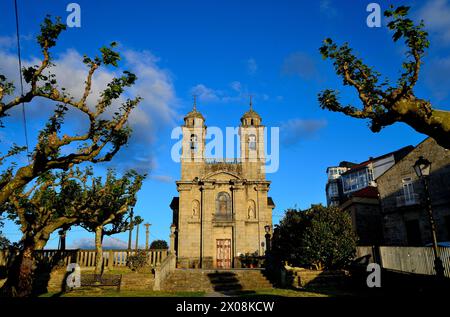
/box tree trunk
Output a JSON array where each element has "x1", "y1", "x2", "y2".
[
  {"x1": 0, "y1": 238, "x2": 37, "y2": 297},
  {"x1": 0, "y1": 165, "x2": 34, "y2": 207},
  {"x1": 94, "y1": 225, "x2": 104, "y2": 276},
  {"x1": 393, "y1": 99, "x2": 450, "y2": 149}
]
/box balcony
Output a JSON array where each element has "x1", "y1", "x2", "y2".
[
  {"x1": 396, "y1": 193, "x2": 420, "y2": 207},
  {"x1": 205, "y1": 158, "x2": 241, "y2": 164}
]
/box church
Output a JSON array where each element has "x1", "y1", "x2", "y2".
[{"x1": 170, "y1": 100, "x2": 275, "y2": 269}]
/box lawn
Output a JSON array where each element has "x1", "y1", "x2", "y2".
[
  {"x1": 40, "y1": 287, "x2": 356, "y2": 297},
  {"x1": 41, "y1": 289, "x2": 206, "y2": 297}
]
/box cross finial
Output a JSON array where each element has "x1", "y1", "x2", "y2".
[
  {"x1": 249, "y1": 95, "x2": 253, "y2": 111},
  {"x1": 192, "y1": 94, "x2": 197, "y2": 111}
]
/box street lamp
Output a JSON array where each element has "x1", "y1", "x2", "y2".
[
  {"x1": 413, "y1": 156, "x2": 445, "y2": 278},
  {"x1": 413, "y1": 156, "x2": 431, "y2": 178},
  {"x1": 264, "y1": 225, "x2": 271, "y2": 253}
]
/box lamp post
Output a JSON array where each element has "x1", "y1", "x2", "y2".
[
  {"x1": 264, "y1": 225, "x2": 271, "y2": 254},
  {"x1": 413, "y1": 156, "x2": 445, "y2": 278}
]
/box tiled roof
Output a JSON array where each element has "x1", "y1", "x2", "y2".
[
  {"x1": 351, "y1": 186, "x2": 379, "y2": 199},
  {"x1": 341, "y1": 145, "x2": 414, "y2": 176}
]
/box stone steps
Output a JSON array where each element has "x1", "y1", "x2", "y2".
[
  {"x1": 120, "y1": 273, "x2": 154, "y2": 290},
  {"x1": 162, "y1": 269, "x2": 273, "y2": 292}
]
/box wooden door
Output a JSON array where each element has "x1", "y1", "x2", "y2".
[{"x1": 216, "y1": 239, "x2": 231, "y2": 269}]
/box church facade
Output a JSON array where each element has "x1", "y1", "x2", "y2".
[{"x1": 170, "y1": 102, "x2": 275, "y2": 269}]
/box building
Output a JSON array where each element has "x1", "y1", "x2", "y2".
[
  {"x1": 340, "y1": 186, "x2": 383, "y2": 245},
  {"x1": 170, "y1": 102, "x2": 275, "y2": 269},
  {"x1": 325, "y1": 146, "x2": 413, "y2": 207},
  {"x1": 326, "y1": 162, "x2": 354, "y2": 206},
  {"x1": 325, "y1": 146, "x2": 414, "y2": 245},
  {"x1": 377, "y1": 138, "x2": 450, "y2": 246}
]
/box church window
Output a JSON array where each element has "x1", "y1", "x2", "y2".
[
  {"x1": 190, "y1": 134, "x2": 198, "y2": 153},
  {"x1": 249, "y1": 134, "x2": 256, "y2": 151},
  {"x1": 216, "y1": 192, "x2": 232, "y2": 219}
]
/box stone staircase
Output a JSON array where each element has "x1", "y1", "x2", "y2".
[
  {"x1": 120, "y1": 272, "x2": 154, "y2": 290},
  {"x1": 161, "y1": 269, "x2": 273, "y2": 293}
]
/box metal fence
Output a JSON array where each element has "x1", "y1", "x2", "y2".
[{"x1": 356, "y1": 246, "x2": 450, "y2": 278}]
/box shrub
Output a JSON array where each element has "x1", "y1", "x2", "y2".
[
  {"x1": 272, "y1": 204, "x2": 357, "y2": 270},
  {"x1": 126, "y1": 251, "x2": 148, "y2": 271}
]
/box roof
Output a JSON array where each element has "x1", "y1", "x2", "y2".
[
  {"x1": 170, "y1": 197, "x2": 179, "y2": 210},
  {"x1": 267, "y1": 197, "x2": 275, "y2": 207},
  {"x1": 351, "y1": 186, "x2": 379, "y2": 199},
  {"x1": 375, "y1": 137, "x2": 433, "y2": 180},
  {"x1": 339, "y1": 161, "x2": 357, "y2": 168},
  {"x1": 241, "y1": 109, "x2": 261, "y2": 120},
  {"x1": 184, "y1": 109, "x2": 205, "y2": 120},
  {"x1": 341, "y1": 145, "x2": 414, "y2": 176}
]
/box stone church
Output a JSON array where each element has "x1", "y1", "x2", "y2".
[{"x1": 170, "y1": 101, "x2": 275, "y2": 269}]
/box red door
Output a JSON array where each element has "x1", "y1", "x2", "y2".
[{"x1": 216, "y1": 239, "x2": 231, "y2": 269}]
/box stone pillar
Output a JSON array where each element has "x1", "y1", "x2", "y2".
[
  {"x1": 170, "y1": 224, "x2": 177, "y2": 255},
  {"x1": 108, "y1": 250, "x2": 114, "y2": 269},
  {"x1": 135, "y1": 222, "x2": 140, "y2": 251},
  {"x1": 145, "y1": 223, "x2": 151, "y2": 250}
]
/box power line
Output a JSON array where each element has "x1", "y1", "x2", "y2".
[{"x1": 14, "y1": 0, "x2": 30, "y2": 163}]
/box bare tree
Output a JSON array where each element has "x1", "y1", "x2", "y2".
[{"x1": 1, "y1": 167, "x2": 144, "y2": 297}]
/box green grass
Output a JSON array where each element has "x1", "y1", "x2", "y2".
[
  {"x1": 41, "y1": 289, "x2": 206, "y2": 297},
  {"x1": 239, "y1": 288, "x2": 332, "y2": 297},
  {"x1": 40, "y1": 287, "x2": 358, "y2": 297}
]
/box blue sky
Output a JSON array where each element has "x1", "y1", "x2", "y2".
[{"x1": 1, "y1": 0, "x2": 449, "y2": 248}]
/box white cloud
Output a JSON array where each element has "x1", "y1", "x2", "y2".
[
  {"x1": 423, "y1": 56, "x2": 450, "y2": 100},
  {"x1": 191, "y1": 84, "x2": 222, "y2": 102},
  {"x1": 282, "y1": 52, "x2": 321, "y2": 82},
  {"x1": 70, "y1": 237, "x2": 128, "y2": 249},
  {"x1": 418, "y1": 0, "x2": 450, "y2": 45},
  {"x1": 150, "y1": 174, "x2": 173, "y2": 183},
  {"x1": 230, "y1": 81, "x2": 242, "y2": 92},
  {"x1": 247, "y1": 58, "x2": 258, "y2": 75},
  {"x1": 281, "y1": 118, "x2": 328, "y2": 146},
  {"x1": 190, "y1": 82, "x2": 269, "y2": 105},
  {"x1": 0, "y1": 36, "x2": 15, "y2": 49},
  {"x1": 0, "y1": 45, "x2": 178, "y2": 173},
  {"x1": 320, "y1": 0, "x2": 337, "y2": 17}
]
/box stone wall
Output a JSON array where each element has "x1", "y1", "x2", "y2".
[
  {"x1": 342, "y1": 197, "x2": 383, "y2": 245},
  {"x1": 377, "y1": 138, "x2": 450, "y2": 245}
]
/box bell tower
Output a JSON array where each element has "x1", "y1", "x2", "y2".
[
  {"x1": 181, "y1": 96, "x2": 206, "y2": 180},
  {"x1": 239, "y1": 97, "x2": 265, "y2": 179}
]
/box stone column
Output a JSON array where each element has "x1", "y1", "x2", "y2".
[
  {"x1": 169, "y1": 224, "x2": 177, "y2": 255},
  {"x1": 145, "y1": 223, "x2": 151, "y2": 250}
]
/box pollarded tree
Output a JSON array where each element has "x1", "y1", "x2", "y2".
[
  {"x1": 79, "y1": 169, "x2": 145, "y2": 275},
  {"x1": 318, "y1": 6, "x2": 450, "y2": 149},
  {"x1": 0, "y1": 16, "x2": 141, "y2": 206},
  {"x1": 0, "y1": 219, "x2": 10, "y2": 249},
  {"x1": 0, "y1": 167, "x2": 144, "y2": 297}
]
